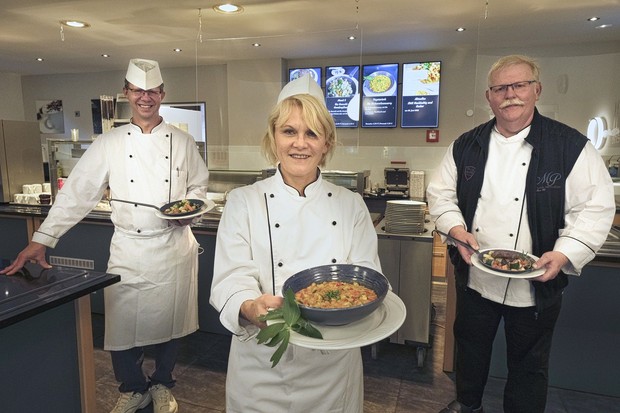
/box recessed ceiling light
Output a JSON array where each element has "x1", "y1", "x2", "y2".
[
  {"x1": 587, "y1": 17, "x2": 600, "y2": 22},
  {"x1": 101, "y1": 54, "x2": 110, "y2": 58},
  {"x1": 348, "y1": 35, "x2": 356, "y2": 40},
  {"x1": 595, "y1": 24, "x2": 612, "y2": 29},
  {"x1": 36, "y1": 57, "x2": 44, "y2": 62},
  {"x1": 214, "y1": 4, "x2": 244, "y2": 14},
  {"x1": 60, "y1": 20, "x2": 90, "y2": 28},
  {"x1": 173, "y1": 48, "x2": 182, "y2": 52},
  {"x1": 456, "y1": 27, "x2": 466, "y2": 32},
  {"x1": 252, "y1": 43, "x2": 261, "y2": 47}
]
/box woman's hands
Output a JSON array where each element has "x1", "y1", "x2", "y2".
[{"x1": 241, "y1": 294, "x2": 284, "y2": 328}]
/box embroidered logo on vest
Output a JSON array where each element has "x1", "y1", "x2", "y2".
[
  {"x1": 537, "y1": 171, "x2": 562, "y2": 192},
  {"x1": 464, "y1": 166, "x2": 476, "y2": 181}
]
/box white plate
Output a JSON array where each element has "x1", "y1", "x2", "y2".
[
  {"x1": 154, "y1": 199, "x2": 215, "y2": 220},
  {"x1": 471, "y1": 250, "x2": 544, "y2": 279},
  {"x1": 284, "y1": 291, "x2": 406, "y2": 350}
]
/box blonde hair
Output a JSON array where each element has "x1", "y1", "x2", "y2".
[
  {"x1": 261, "y1": 94, "x2": 337, "y2": 168},
  {"x1": 488, "y1": 55, "x2": 541, "y2": 86}
]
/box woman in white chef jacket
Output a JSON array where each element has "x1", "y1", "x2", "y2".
[{"x1": 210, "y1": 74, "x2": 381, "y2": 413}]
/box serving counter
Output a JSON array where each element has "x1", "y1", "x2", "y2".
[{"x1": 0, "y1": 258, "x2": 119, "y2": 412}]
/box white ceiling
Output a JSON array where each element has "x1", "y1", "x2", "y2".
[{"x1": 0, "y1": 0, "x2": 618, "y2": 76}]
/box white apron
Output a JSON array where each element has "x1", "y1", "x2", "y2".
[
  {"x1": 211, "y1": 170, "x2": 381, "y2": 413},
  {"x1": 33, "y1": 122, "x2": 208, "y2": 351}
]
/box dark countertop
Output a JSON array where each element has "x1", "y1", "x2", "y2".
[{"x1": 0, "y1": 261, "x2": 119, "y2": 328}]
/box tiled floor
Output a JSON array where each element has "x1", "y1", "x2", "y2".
[{"x1": 92, "y1": 283, "x2": 620, "y2": 413}]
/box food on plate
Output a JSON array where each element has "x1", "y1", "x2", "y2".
[
  {"x1": 327, "y1": 77, "x2": 354, "y2": 97},
  {"x1": 291, "y1": 69, "x2": 317, "y2": 81},
  {"x1": 368, "y1": 74, "x2": 392, "y2": 93},
  {"x1": 412, "y1": 62, "x2": 441, "y2": 84},
  {"x1": 481, "y1": 250, "x2": 535, "y2": 272},
  {"x1": 295, "y1": 281, "x2": 378, "y2": 309},
  {"x1": 163, "y1": 199, "x2": 200, "y2": 215}
]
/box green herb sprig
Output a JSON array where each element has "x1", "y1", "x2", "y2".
[{"x1": 257, "y1": 288, "x2": 323, "y2": 367}]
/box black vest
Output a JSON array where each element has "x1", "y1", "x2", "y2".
[{"x1": 450, "y1": 108, "x2": 587, "y2": 311}]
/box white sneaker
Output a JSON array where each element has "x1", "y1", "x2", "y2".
[
  {"x1": 149, "y1": 384, "x2": 179, "y2": 413},
  {"x1": 110, "y1": 391, "x2": 151, "y2": 413}
]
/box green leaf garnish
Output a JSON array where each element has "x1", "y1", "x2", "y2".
[
  {"x1": 256, "y1": 322, "x2": 285, "y2": 344},
  {"x1": 256, "y1": 287, "x2": 323, "y2": 367},
  {"x1": 283, "y1": 288, "x2": 301, "y2": 325}
]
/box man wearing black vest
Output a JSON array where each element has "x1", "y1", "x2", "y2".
[{"x1": 428, "y1": 55, "x2": 615, "y2": 413}]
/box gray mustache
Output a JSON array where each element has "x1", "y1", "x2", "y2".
[{"x1": 499, "y1": 99, "x2": 524, "y2": 109}]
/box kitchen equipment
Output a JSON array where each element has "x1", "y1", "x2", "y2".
[
  {"x1": 282, "y1": 264, "x2": 389, "y2": 326},
  {"x1": 0, "y1": 120, "x2": 45, "y2": 203},
  {"x1": 261, "y1": 169, "x2": 370, "y2": 195},
  {"x1": 384, "y1": 167, "x2": 409, "y2": 197}
]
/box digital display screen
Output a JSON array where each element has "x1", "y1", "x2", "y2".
[
  {"x1": 288, "y1": 67, "x2": 322, "y2": 85},
  {"x1": 324, "y1": 65, "x2": 360, "y2": 128},
  {"x1": 401, "y1": 61, "x2": 441, "y2": 128},
  {"x1": 361, "y1": 63, "x2": 399, "y2": 128}
]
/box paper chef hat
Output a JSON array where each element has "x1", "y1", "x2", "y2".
[
  {"x1": 125, "y1": 58, "x2": 163, "y2": 90},
  {"x1": 277, "y1": 74, "x2": 325, "y2": 104}
]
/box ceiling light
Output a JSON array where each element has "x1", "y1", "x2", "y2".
[
  {"x1": 60, "y1": 20, "x2": 90, "y2": 28},
  {"x1": 348, "y1": 35, "x2": 356, "y2": 40},
  {"x1": 36, "y1": 57, "x2": 44, "y2": 62},
  {"x1": 213, "y1": 4, "x2": 244, "y2": 14},
  {"x1": 595, "y1": 24, "x2": 612, "y2": 29},
  {"x1": 587, "y1": 17, "x2": 600, "y2": 22},
  {"x1": 101, "y1": 54, "x2": 110, "y2": 58},
  {"x1": 456, "y1": 27, "x2": 466, "y2": 32},
  {"x1": 252, "y1": 43, "x2": 261, "y2": 47},
  {"x1": 173, "y1": 48, "x2": 182, "y2": 52}
]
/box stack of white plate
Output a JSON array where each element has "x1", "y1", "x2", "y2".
[{"x1": 384, "y1": 200, "x2": 427, "y2": 234}]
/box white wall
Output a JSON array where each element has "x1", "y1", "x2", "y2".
[{"x1": 5, "y1": 51, "x2": 619, "y2": 188}]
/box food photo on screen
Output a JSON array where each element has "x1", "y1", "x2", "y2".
[{"x1": 325, "y1": 65, "x2": 360, "y2": 127}]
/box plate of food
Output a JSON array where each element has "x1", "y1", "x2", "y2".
[
  {"x1": 363, "y1": 71, "x2": 396, "y2": 96},
  {"x1": 270, "y1": 290, "x2": 406, "y2": 350},
  {"x1": 326, "y1": 75, "x2": 358, "y2": 98},
  {"x1": 471, "y1": 248, "x2": 544, "y2": 278},
  {"x1": 155, "y1": 199, "x2": 215, "y2": 220},
  {"x1": 290, "y1": 68, "x2": 319, "y2": 82}
]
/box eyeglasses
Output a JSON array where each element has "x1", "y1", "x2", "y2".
[
  {"x1": 488, "y1": 80, "x2": 537, "y2": 95},
  {"x1": 126, "y1": 87, "x2": 162, "y2": 97}
]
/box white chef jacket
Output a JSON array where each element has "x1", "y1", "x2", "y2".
[
  {"x1": 210, "y1": 168, "x2": 381, "y2": 413},
  {"x1": 427, "y1": 126, "x2": 615, "y2": 306},
  {"x1": 33, "y1": 121, "x2": 209, "y2": 349}
]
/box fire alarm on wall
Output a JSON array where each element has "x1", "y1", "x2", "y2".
[{"x1": 426, "y1": 129, "x2": 439, "y2": 143}]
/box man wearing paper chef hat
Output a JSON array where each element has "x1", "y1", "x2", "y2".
[
  {"x1": 210, "y1": 73, "x2": 381, "y2": 413},
  {"x1": 2, "y1": 57, "x2": 209, "y2": 413},
  {"x1": 123, "y1": 58, "x2": 166, "y2": 132}
]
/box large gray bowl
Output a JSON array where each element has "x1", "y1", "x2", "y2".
[{"x1": 282, "y1": 264, "x2": 389, "y2": 326}]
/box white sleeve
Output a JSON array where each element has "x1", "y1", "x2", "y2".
[
  {"x1": 426, "y1": 142, "x2": 467, "y2": 234},
  {"x1": 555, "y1": 142, "x2": 615, "y2": 273}
]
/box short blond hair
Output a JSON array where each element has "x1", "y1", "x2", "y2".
[
  {"x1": 488, "y1": 55, "x2": 540, "y2": 86},
  {"x1": 261, "y1": 94, "x2": 337, "y2": 168}
]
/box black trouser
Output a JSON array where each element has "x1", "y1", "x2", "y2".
[
  {"x1": 454, "y1": 286, "x2": 562, "y2": 413},
  {"x1": 111, "y1": 339, "x2": 180, "y2": 393}
]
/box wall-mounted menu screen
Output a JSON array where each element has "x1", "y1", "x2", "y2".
[
  {"x1": 325, "y1": 65, "x2": 360, "y2": 128},
  {"x1": 361, "y1": 63, "x2": 399, "y2": 128},
  {"x1": 401, "y1": 61, "x2": 441, "y2": 128},
  {"x1": 289, "y1": 67, "x2": 322, "y2": 85}
]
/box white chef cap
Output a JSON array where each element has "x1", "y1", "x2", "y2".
[
  {"x1": 125, "y1": 58, "x2": 163, "y2": 90},
  {"x1": 277, "y1": 74, "x2": 325, "y2": 104}
]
